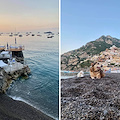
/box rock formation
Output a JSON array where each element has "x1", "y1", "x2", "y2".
[{"x1": 0, "y1": 66, "x2": 30, "y2": 93}]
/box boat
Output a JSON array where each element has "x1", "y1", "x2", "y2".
[
  {"x1": 47, "y1": 35, "x2": 54, "y2": 38},
  {"x1": 19, "y1": 35, "x2": 22, "y2": 37},
  {"x1": 37, "y1": 34, "x2": 41, "y2": 36},
  {"x1": 44, "y1": 31, "x2": 53, "y2": 34},
  {"x1": 9, "y1": 34, "x2": 13, "y2": 37},
  {"x1": 31, "y1": 34, "x2": 35, "y2": 36}
]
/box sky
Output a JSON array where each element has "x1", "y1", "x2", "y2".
[
  {"x1": 61, "y1": 0, "x2": 120, "y2": 54},
  {"x1": 0, "y1": 0, "x2": 59, "y2": 32}
]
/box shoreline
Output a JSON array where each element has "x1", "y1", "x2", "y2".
[
  {"x1": 0, "y1": 94, "x2": 54, "y2": 120},
  {"x1": 8, "y1": 94, "x2": 57, "y2": 120}
]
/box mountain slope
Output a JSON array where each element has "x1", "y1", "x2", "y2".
[{"x1": 61, "y1": 35, "x2": 120, "y2": 71}]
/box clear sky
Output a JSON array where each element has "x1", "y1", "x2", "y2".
[
  {"x1": 0, "y1": 0, "x2": 58, "y2": 32},
  {"x1": 61, "y1": 0, "x2": 120, "y2": 54}
]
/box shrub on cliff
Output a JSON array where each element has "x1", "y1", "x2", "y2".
[{"x1": 80, "y1": 60, "x2": 93, "y2": 68}]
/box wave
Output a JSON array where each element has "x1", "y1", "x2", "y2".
[{"x1": 8, "y1": 95, "x2": 58, "y2": 120}]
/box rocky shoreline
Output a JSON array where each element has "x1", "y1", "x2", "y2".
[
  {"x1": 0, "y1": 94, "x2": 54, "y2": 120},
  {"x1": 0, "y1": 65, "x2": 31, "y2": 93},
  {"x1": 61, "y1": 73, "x2": 120, "y2": 120}
]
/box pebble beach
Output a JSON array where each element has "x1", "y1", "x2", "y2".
[{"x1": 61, "y1": 73, "x2": 120, "y2": 120}]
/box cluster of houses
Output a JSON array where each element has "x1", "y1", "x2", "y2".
[{"x1": 90, "y1": 45, "x2": 120, "y2": 72}]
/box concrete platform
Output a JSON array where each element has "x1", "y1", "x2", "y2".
[{"x1": 4, "y1": 62, "x2": 27, "y2": 73}]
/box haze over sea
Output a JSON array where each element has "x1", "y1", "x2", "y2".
[{"x1": 0, "y1": 31, "x2": 59, "y2": 119}]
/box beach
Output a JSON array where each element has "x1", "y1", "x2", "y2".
[
  {"x1": 0, "y1": 94, "x2": 53, "y2": 120},
  {"x1": 61, "y1": 73, "x2": 120, "y2": 119}
]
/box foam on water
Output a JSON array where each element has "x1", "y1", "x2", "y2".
[{"x1": 8, "y1": 95, "x2": 58, "y2": 120}]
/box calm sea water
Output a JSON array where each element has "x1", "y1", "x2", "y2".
[{"x1": 0, "y1": 32, "x2": 59, "y2": 119}]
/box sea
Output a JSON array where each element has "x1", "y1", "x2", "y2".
[
  {"x1": 61, "y1": 71, "x2": 90, "y2": 79},
  {"x1": 0, "y1": 31, "x2": 59, "y2": 119}
]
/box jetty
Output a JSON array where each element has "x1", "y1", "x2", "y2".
[{"x1": 0, "y1": 41, "x2": 30, "y2": 93}]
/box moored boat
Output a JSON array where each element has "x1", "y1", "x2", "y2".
[{"x1": 19, "y1": 35, "x2": 22, "y2": 37}]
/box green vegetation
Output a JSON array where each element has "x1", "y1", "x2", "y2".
[
  {"x1": 80, "y1": 60, "x2": 93, "y2": 68},
  {"x1": 80, "y1": 58, "x2": 86, "y2": 61}
]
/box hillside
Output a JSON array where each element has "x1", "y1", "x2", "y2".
[{"x1": 61, "y1": 35, "x2": 120, "y2": 71}]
